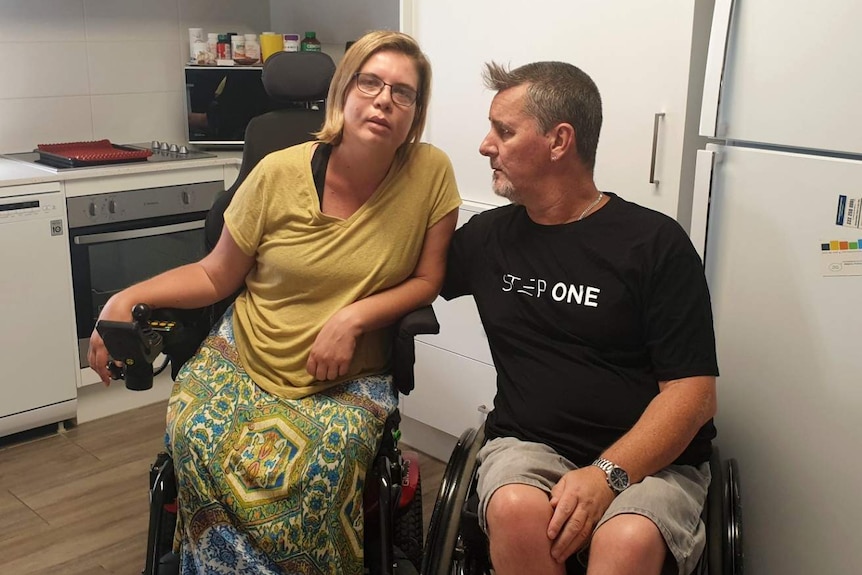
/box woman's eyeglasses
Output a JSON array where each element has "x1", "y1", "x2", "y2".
[{"x1": 353, "y1": 73, "x2": 418, "y2": 107}]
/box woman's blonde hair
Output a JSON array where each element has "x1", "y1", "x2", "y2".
[{"x1": 315, "y1": 30, "x2": 432, "y2": 164}]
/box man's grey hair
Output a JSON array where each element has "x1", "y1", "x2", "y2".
[{"x1": 483, "y1": 61, "x2": 602, "y2": 172}]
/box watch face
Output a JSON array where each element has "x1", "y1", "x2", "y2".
[{"x1": 609, "y1": 467, "x2": 629, "y2": 491}]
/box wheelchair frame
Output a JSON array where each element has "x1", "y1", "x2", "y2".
[{"x1": 422, "y1": 426, "x2": 743, "y2": 575}]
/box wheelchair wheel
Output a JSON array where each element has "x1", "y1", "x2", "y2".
[
  {"x1": 725, "y1": 458, "x2": 743, "y2": 575},
  {"x1": 422, "y1": 425, "x2": 486, "y2": 575},
  {"x1": 393, "y1": 475, "x2": 424, "y2": 569}
]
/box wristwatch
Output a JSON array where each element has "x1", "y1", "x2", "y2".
[{"x1": 591, "y1": 457, "x2": 630, "y2": 495}]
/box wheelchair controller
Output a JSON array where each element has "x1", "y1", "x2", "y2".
[{"x1": 96, "y1": 303, "x2": 176, "y2": 391}]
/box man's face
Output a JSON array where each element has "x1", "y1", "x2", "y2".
[{"x1": 479, "y1": 84, "x2": 551, "y2": 204}]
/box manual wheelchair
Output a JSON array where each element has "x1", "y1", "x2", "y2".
[{"x1": 422, "y1": 425, "x2": 743, "y2": 575}]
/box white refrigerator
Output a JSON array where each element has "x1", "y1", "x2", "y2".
[{"x1": 692, "y1": 1, "x2": 862, "y2": 574}]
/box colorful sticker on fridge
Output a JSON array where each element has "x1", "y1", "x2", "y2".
[
  {"x1": 821, "y1": 239, "x2": 862, "y2": 277},
  {"x1": 835, "y1": 195, "x2": 861, "y2": 229}
]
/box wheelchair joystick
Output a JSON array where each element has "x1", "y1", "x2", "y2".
[{"x1": 96, "y1": 303, "x2": 165, "y2": 391}]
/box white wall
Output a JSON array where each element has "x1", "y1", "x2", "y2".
[
  {"x1": 269, "y1": 0, "x2": 399, "y2": 62},
  {"x1": 0, "y1": 0, "x2": 271, "y2": 153}
]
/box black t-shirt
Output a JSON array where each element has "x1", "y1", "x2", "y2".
[{"x1": 442, "y1": 193, "x2": 719, "y2": 466}]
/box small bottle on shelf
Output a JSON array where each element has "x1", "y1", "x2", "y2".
[
  {"x1": 244, "y1": 34, "x2": 260, "y2": 64},
  {"x1": 301, "y1": 31, "x2": 321, "y2": 52}
]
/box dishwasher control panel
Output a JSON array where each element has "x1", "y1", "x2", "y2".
[{"x1": 0, "y1": 193, "x2": 62, "y2": 223}]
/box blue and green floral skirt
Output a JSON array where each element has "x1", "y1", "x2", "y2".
[{"x1": 166, "y1": 306, "x2": 397, "y2": 575}]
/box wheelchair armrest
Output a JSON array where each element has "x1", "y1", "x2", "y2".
[
  {"x1": 397, "y1": 304, "x2": 440, "y2": 338},
  {"x1": 392, "y1": 304, "x2": 439, "y2": 396}
]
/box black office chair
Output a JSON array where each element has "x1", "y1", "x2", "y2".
[
  {"x1": 422, "y1": 426, "x2": 743, "y2": 575},
  {"x1": 97, "y1": 50, "x2": 432, "y2": 575}
]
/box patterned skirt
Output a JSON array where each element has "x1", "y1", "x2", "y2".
[{"x1": 165, "y1": 306, "x2": 398, "y2": 575}]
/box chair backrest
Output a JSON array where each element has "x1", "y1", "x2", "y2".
[
  {"x1": 159, "y1": 51, "x2": 336, "y2": 379},
  {"x1": 204, "y1": 50, "x2": 336, "y2": 250}
]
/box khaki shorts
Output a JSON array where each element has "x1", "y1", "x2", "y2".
[{"x1": 476, "y1": 436, "x2": 710, "y2": 575}]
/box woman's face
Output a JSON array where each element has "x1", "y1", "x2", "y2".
[{"x1": 342, "y1": 50, "x2": 419, "y2": 153}]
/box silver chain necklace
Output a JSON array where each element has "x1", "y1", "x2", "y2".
[{"x1": 577, "y1": 191, "x2": 604, "y2": 221}]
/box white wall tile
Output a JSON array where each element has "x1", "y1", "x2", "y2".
[
  {"x1": 91, "y1": 91, "x2": 186, "y2": 144},
  {"x1": 0, "y1": 0, "x2": 273, "y2": 152},
  {"x1": 83, "y1": 0, "x2": 178, "y2": 43},
  {"x1": 0, "y1": 0, "x2": 86, "y2": 42},
  {"x1": 88, "y1": 41, "x2": 182, "y2": 94},
  {"x1": 0, "y1": 97, "x2": 94, "y2": 153},
  {"x1": 0, "y1": 43, "x2": 90, "y2": 99}
]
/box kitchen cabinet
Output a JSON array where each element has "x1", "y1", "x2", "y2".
[
  {"x1": 407, "y1": 0, "x2": 714, "y2": 231},
  {"x1": 400, "y1": 202, "x2": 496, "y2": 454},
  {"x1": 400, "y1": 0, "x2": 715, "y2": 446}
]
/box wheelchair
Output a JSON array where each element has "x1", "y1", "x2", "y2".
[
  {"x1": 99, "y1": 303, "x2": 435, "y2": 575},
  {"x1": 422, "y1": 425, "x2": 743, "y2": 575},
  {"x1": 94, "y1": 50, "x2": 435, "y2": 575}
]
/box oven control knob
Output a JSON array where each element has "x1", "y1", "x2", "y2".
[
  {"x1": 181, "y1": 191, "x2": 191, "y2": 205},
  {"x1": 151, "y1": 140, "x2": 161, "y2": 150},
  {"x1": 108, "y1": 200, "x2": 117, "y2": 214},
  {"x1": 88, "y1": 202, "x2": 97, "y2": 217},
  {"x1": 179, "y1": 145, "x2": 189, "y2": 155},
  {"x1": 169, "y1": 143, "x2": 180, "y2": 153},
  {"x1": 160, "y1": 142, "x2": 170, "y2": 151}
]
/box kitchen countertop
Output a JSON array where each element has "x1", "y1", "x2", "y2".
[{"x1": 0, "y1": 151, "x2": 242, "y2": 189}]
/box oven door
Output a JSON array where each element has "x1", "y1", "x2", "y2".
[{"x1": 69, "y1": 212, "x2": 208, "y2": 368}]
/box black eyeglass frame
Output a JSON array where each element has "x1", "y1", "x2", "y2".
[{"x1": 352, "y1": 72, "x2": 419, "y2": 107}]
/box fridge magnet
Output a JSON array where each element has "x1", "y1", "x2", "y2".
[
  {"x1": 821, "y1": 239, "x2": 862, "y2": 277},
  {"x1": 835, "y1": 194, "x2": 861, "y2": 229}
]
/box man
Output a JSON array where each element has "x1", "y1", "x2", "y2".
[{"x1": 441, "y1": 61, "x2": 718, "y2": 575}]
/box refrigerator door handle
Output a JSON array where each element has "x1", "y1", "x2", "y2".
[
  {"x1": 699, "y1": 0, "x2": 736, "y2": 138},
  {"x1": 691, "y1": 149, "x2": 716, "y2": 263},
  {"x1": 650, "y1": 112, "x2": 665, "y2": 185}
]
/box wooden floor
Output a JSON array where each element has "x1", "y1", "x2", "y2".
[{"x1": 0, "y1": 401, "x2": 446, "y2": 575}]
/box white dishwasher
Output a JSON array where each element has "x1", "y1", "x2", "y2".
[{"x1": 0, "y1": 182, "x2": 78, "y2": 437}]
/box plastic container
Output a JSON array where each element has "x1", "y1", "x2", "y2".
[
  {"x1": 216, "y1": 34, "x2": 232, "y2": 60},
  {"x1": 231, "y1": 34, "x2": 246, "y2": 61},
  {"x1": 206, "y1": 33, "x2": 219, "y2": 64},
  {"x1": 260, "y1": 32, "x2": 283, "y2": 62},
  {"x1": 283, "y1": 33, "x2": 300, "y2": 52},
  {"x1": 188, "y1": 28, "x2": 204, "y2": 60},
  {"x1": 301, "y1": 31, "x2": 321, "y2": 52},
  {"x1": 244, "y1": 34, "x2": 260, "y2": 64}
]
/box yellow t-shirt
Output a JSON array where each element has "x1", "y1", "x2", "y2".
[{"x1": 223, "y1": 141, "x2": 461, "y2": 399}]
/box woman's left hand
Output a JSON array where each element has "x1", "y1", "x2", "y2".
[{"x1": 306, "y1": 308, "x2": 362, "y2": 381}]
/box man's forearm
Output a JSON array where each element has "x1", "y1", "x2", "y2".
[{"x1": 600, "y1": 375, "x2": 716, "y2": 484}]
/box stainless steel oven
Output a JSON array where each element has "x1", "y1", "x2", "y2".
[{"x1": 67, "y1": 181, "x2": 222, "y2": 368}]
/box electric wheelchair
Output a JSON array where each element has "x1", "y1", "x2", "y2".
[
  {"x1": 422, "y1": 425, "x2": 743, "y2": 575},
  {"x1": 96, "y1": 50, "x2": 431, "y2": 575}
]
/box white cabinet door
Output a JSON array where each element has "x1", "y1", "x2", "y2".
[
  {"x1": 405, "y1": 202, "x2": 496, "y2": 435},
  {"x1": 411, "y1": 0, "x2": 712, "y2": 226},
  {"x1": 402, "y1": 341, "x2": 497, "y2": 438}
]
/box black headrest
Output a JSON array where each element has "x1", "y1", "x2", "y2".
[{"x1": 262, "y1": 51, "x2": 336, "y2": 103}]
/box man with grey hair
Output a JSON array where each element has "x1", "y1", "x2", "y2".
[{"x1": 440, "y1": 61, "x2": 719, "y2": 575}]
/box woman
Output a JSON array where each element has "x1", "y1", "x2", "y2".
[{"x1": 88, "y1": 31, "x2": 461, "y2": 574}]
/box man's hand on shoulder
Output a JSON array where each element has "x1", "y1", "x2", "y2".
[{"x1": 546, "y1": 466, "x2": 615, "y2": 563}]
